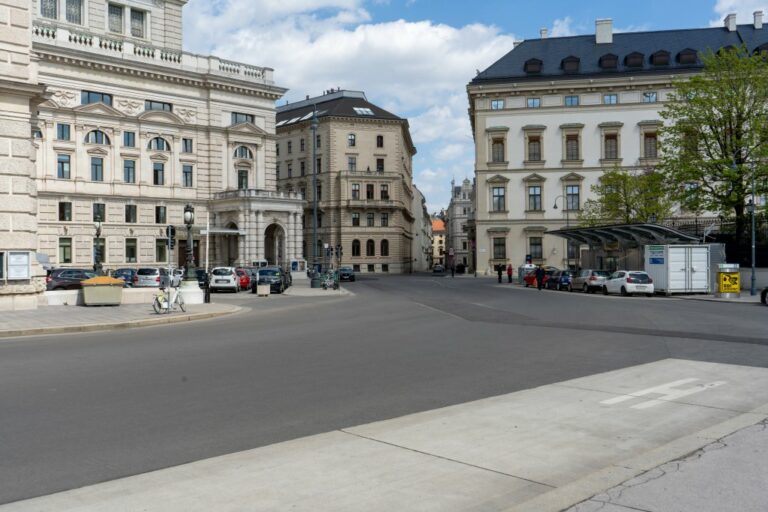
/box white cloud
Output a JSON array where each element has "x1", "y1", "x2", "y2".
[
  {"x1": 434, "y1": 143, "x2": 468, "y2": 162},
  {"x1": 550, "y1": 17, "x2": 576, "y2": 37},
  {"x1": 183, "y1": 1, "x2": 515, "y2": 210},
  {"x1": 710, "y1": 0, "x2": 768, "y2": 26}
]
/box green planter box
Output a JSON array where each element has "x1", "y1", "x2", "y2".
[{"x1": 82, "y1": 284, "x2": 123, "y2": 306}]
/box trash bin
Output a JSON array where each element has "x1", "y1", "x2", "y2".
[
  {"x1": 716, "y1": 263, "x2": 741, "y2": 298},
  {"x1": 82, "y1": 276, "x2": 124, "y2": 306},
  {"x1": 310, "y1": 276, "x2": 323, "y2": 288}
]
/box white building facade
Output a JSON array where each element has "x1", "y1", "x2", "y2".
[
  {"x1": 445, "y1": 178, "x2": 473, "y2": 270},
  {"x1": 411, "y1": 185, "x2": 432, "y2": 272}
]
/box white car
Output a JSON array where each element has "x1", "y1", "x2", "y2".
[
  {"x1": 602, "y1": 271, "x2": 654, "y2": 297},
  {"x1": 209, "y1": 267, "x2": 240, "y2": 292}
]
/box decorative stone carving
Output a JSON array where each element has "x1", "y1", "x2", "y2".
[
  {"x1": 175, "y1": 108, "x2": 197, "y2": 123},
  {"x1": 115, "y1": 99, "x2": 142, "y2": 116},
  {"x1": 51, "y1": 89, "x2": 78, "y2": 107}
]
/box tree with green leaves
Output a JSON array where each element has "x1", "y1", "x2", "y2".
[
  {"x1": 659, "y1": 45, "x2": 768, "y2": 245},
  {"x1": 579, "y1": 166, "x2": 673, "y2": 226}
]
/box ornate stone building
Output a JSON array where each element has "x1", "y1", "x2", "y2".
[
  {"x1": 445, "y1": 178, "x2": 473, "y2": 270},
  {"x1": 29, "y1": 0, "x2": 303, "y2": 278},
  {"x1": 411, "y1": 185, "x2": 432, "y2": 272},
  {"x1": 276, "y1": 90, "x2": 416, "y2": 273}
]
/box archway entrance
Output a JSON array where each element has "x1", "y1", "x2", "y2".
[
  {"x1": 264, "y1": 223, "x2": 286, "y2": 266},
  {"x1": 221, "y1": 222, "x2": 240, "y2": 266}
]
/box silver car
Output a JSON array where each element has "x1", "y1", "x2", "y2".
[
  {"x1": 571, "y1": 269, "x2": 610, "y2": 293},
  {"x1": 134, "y1": 267, "x2": 172, "y2": 288},
  {"x1": 210, "y1": 267, "x2": 239, "y2": 292}
]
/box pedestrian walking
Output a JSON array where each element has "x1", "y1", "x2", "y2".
[
  {"x1": 506, "y1": 264, "x2": 513, "y2": 284},
  {"x1": 497, "y1": 264, "x2": 503, "y2": 283},
  {"x1": 535, "y1": 265, "x2": 545, "y2": 291}
]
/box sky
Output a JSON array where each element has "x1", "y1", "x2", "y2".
[{"x1": 182, "y1": 0, "x2": 767, "y2": 213}]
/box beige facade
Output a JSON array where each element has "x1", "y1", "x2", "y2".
[
  {"x1": 411, "y1": 185, "x2": 432, "y2": 272},
  {"x1": 276, "y1": 90, "x2": 416, "y2": 274},
  {"x1": 431, "y1": 217, "x2": 445, "y2": 267},
  {"x1": 0, "y1": 0, "x2": 47, "y2": 310},
  {"x1": 27, "y1": 0, "x2": 303, "y2": 279}
]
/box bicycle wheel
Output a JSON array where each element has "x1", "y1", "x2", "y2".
[
  {"x1": 177, "y1": 294, "x2": 186, "y2": 312},
  {"x1": 152, "y1": 297, "x2": 162, "y2": 314}
]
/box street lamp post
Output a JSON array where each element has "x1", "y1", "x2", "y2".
[
  {"x1": 748, "y1": 196, "x2": 756, "y2": 296},
  {"x1": 183, "y1": 204, "x2": 196, "y2": 281},
  {"x1": 311, "y1": 108, "x2": 319, "y2": 273},
  {"x1": 93, "y1": 216, "x2": 103, "y2": 275},
  {"x1": 553, "y1": 195, "x2": 570, "y2": 268}
]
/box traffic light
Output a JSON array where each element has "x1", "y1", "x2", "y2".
[
  {"x1": 335, "y1": 244, "x2": 343, "y2": 258},
  {"x1": 166, "y1": 225, "x2": 176, "y2": 249}
]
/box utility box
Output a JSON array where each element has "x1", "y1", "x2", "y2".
[{"x1": 644, "y1": 244, "x2": 711, "y2": 295}]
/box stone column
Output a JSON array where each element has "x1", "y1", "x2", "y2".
[
  {"x1": 0, "y1": 0, "x2": 46, "y2": 310},
  {"x1": 254, "y1": 210, "x2": 264, "y2": 260},
  {"x1": 293, "y1": 211, "x2": 302, "y2": 261},
  {"x1": 236, "y1": 209, "x2": 245, "y2": 266}
]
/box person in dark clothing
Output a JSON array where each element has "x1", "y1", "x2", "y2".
[
  {"x1": 496, "y1": 264, "x2": 503, "y2": 283},
  {"x1": 506, "y1": 264, "x2": 513, "y2": 283},
  {"x1": 535, "y1": 265, "x2": 545, "y2": 290}
]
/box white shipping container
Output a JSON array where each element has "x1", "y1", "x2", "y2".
[{"x1": 644, "y1": 245, "x2": 711, "y2": 295}]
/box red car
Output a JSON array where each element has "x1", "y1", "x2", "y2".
[
  {"x1": 523, "y1": 267, "x2": 558, "y2": 287},
  {"x1": 235, "y1": 268, "x2": 250, "y2": 291}
]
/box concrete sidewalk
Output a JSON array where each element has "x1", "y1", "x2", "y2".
[
  {"x1": 283, "y1": 278, "x2": 353, "y2": 297},
  {"x1": 675, "y1": 293, "x2": 764, "y2": 304},
  {"x1": 3, "y1": 359, "x2": 766, "y2": 511},
  {"x1": 0, "y1": 302, "x2": 240, "y2": 339}
]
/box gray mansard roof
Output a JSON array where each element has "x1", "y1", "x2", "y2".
[
  {"x1": 472, "y1": 24, "x2": 768, "y2": 84},
  {"x1": 276, "y1": 90, "x2": 402, "y2": 128}
]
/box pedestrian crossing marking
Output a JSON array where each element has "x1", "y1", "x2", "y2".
[{"x1": 600, "y1": 378, "x2": 727, "y2": 409}]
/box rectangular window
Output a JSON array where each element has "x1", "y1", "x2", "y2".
[
  {"x1": 65, "y1": 0, "x2": 83, "y2": 24},
  {"x1": 316, "y1": 134, "x2": 321, "y2": 148},
  {"x1": 382, "y1": 264, "x2": 389, "y2": 272},
  {"x1": 603, "y1": 94, "x2": 618, "y2": 105},
  {"x1": 644, "y1": 133, "x2": 658, "y2": 158},
  {"x1": 93, "y1": 237, "x2": 105, "y2": 267},
  {"x1": 376, "y1": 135, "x2": 384, "y2": 148},
  {"x1": 287, "y1": 164, "x2": 292, "y2": 178},
  {"x1": 568, "y1": 240, "x2": 578, "y2": 259},
  {"x1": 528, "y1": 136, "x2": 541, "y2": 161},
  {"x1": 348, "y1": 156, "x2": 357, "y2": 172},
  {"x1": 351, "y1": 183, "x2": 360, "y2": 200},
  {"x1": 59, "y1": 238, "x2": 72, "y2": 264},
  {"x1": 93, "y1": 203, "x2": 105, "y2": 222},
  {"x1": 317, "y1": 158, "x2": 322, "y2": 174},
  {"x1": 231, "y1": 112, "x2": 255, "y2": 124},
  {"x1": 125, "y1": 238, "x2": 137, "y2": 263},
  {"x1": 492, "y1": 139, "x2": 505, "y2": 163},
  {"x1": 41, "y1": 0, "x2": 57, "y2": 19},
  {"x1": 300, "y1": 161, "x2": 305, "y2": 176},
  {"x1": 275, "y1": 163, "x2": 280, "y2": 179},
  {"x1": 380, "y1": 184, "x2": 389, "y2": 200},
  {"x1": 125, "y1": 204, "x2": 137, "y2": 223},
  {"x1": 491, "y1": 99, "x2": 505, "y2": 110},
  {"x1": 366, "y1": 184, "x2": 375, "y2": 200},
  {"x1": 130, "y1": 9, "x2": 145, "y2": 38},
  {"x1": 108, "y1": 3, "x2": 123, "y2": 33},
  {"x1": 156, "y1": 239, "x2": 167, "y2": 263},
  {"x1": 604, "y1": 134, "x2": 618, "y2": 159},
  {"x1": 492, "y1": 186, "x2": 506, "y2": 211},
  {"x1": 352, "y1": 212, "x2": 360, "y2": 226},
  {"x1": 123, "y1": 160, "x2": 136, "y2": 183},
  {"x1": 276, "y1": 143, "x2": 280, "y2": 157},
  {"x1": 529, "y1": 237, "x2": 543, "y2": 259},
  {"x1": 91, "y1": 157, "x2": 104, "y2": 181},
  {"x1": 643, "y1": 91, "x2": 658, "y2": 103},
  {"x1": 155, "y1": 206, "x2": 166, "y2": 224},
  {"x1": 528, "y1": 185, "x2": 541, "y2": 211},
  {"x1": 367, "y1": 264, "x2": 375, "y2": 273},
  {"x1": 565, "y1": 95, "x2": 579, "y2": 107},
  {"x1": 493, "y1": 237, "x2": 506, "y2": 259},
  {"x1": 287, "y1": 141, "x2": 292, "y2": 154},
  {"x1": 566, "y1": 134, "x2": 580, "y2": 160},
  {"x1": 527, "y1": 97, "x2": 541, "y2": 108},
  {"x1": 57, "y1": 154, "x2": 71, "y2": 179},
  {"x1": 376, "y1": 158, "x2": 385, "y2": 173},
  {"x1": 59, "y1": 202, "x2": 72, "y2": 221},
  {"x1": 316, "y1": 185, "x2": 322, "y2": 201},
  {"x1": 381, "y1": 213, "x2": 389, "y2": 227},
  {"x1": 182, "y1": 165, "x2": 193, "y2": 187},
  {"x1": 123, "y1": 131, "x2": 135, "y2": 147},
  {"x1": 153, "y1": 162, "x2": 164, "y2": 185},
  {"x1": 347, "y1": 133, "x2": 356, "y2": 147},
  {"x1": 566, "y1": 185, "x2": 580, "y2": 210},
  {"x1": 81, "y1": 91, "x2": 113, "y2": 106},
  {"x1": 238, "y1": 170, "x2": 248, "y2": 189},
  {"x1": 367, "y1": 212, "x2": 375, "y2": 227},
  {"x1": 181, "y1": 138, "x2": 193, "y2": 153},
  {"x1": 56, "y1": 123, "x2": 71, "y2": 141},
  {"x1": 300, "y1": 138, "x2": 305, "y2": 152},
  {"x1": 145, "y1": 100, "x2": 173, "y2": 112}
]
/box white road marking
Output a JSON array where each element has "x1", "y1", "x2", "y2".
[{"x1": 600, "y1": 378, "x2": 728, "y2": 409}]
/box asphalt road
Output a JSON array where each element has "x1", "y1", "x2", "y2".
[{"x1": 1, "y1": 275, "x2": 767, "y2": 505}]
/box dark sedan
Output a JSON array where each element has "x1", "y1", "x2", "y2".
[
  {"x1": 112, "y1": 268, "x2": 137, "y2": 287},
  {"x1": 46, "y1": 268, "x2": 98, "y2": 290},
  {"x1": 546, "y1": 270, "x2": 578, "y2": 291},
  {"x1": 256, "y1": 266, "x2": 288, "y2": 294},
  {"x1": 338, "y1": 265, "x2": 356, "y2": 282}
]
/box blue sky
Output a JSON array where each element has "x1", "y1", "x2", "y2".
[{"x1": 184, "y1": 0, "x2": 762, "y2": 212}]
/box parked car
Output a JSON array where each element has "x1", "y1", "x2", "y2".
[
  {"x1": 112, "y1": 268, "x2": 137, "y2": 288},
  {"x1": 761, "y1": 286, "x2": 767, "y2": 306},
  {"x1": 257, "y1": 266, "x2": 288, "y2": 294},
  {"x1": 133, "y1": 267, "x2": 172, "y2": 288},
  {"x1": 209, "y1": 267, "x2": 239, "y2": 292},
  {"x1": 572, "y1": 269, "x2": 611, "y2": 293},
  {"x1": 338, "y1": 265, "x2": 356, "y2": 282},
  {"x1": 546, "y1": 270, "x2": 578, "y2": 291},
  {"x1": 523, "y1": 267, "x2": 558, "y2": 287},
  {"x1": 433, "y1": 264, "x2": 445, "y2": 273},
  {"x1": 235, "y1": 268, "x2": 251, "y2": 290},
  {"x1": 46, "y1": 268, "x2": 98, "y2": 290},
  {"x1": 242, "y1": 266, "x2": 260, "y2": 284},
  {"x1": 603, "y1": 271, "x2": 655, "y2": 297},
  {"x1": 195, "y1": 269, "x2": 208, "y2": 289}
]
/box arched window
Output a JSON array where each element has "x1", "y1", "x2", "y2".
[
  {"x1": 624, "y1": 52, "x2": 644, "y2": 68},
  {"x1": 85, "y1": 130, "x2": 110, "y2": 145},
  {"x1": 234, "y1": 146, "x2": 253, "y2": 159},
  {"x1": 148, "y1": 137, "x2": 170, "y2": 151},
  {"x1": 524, "y1": 58, "x2": 542, "y2": 74},
  {"x1": 650, "y1": 50, "x2": 670, "y2": 66},
  {"x1": 677, "y1": 48, "x2": 698, "y2": 65},
  {"x1": 352, "y1": 239, "x2": 361, "y2": 257},
  {"x1": 561, "y1": 56, "x2": 579, "y2": 74},
  {"x1": 347, "y1": 133, "x2": 356, "y2": 147},
  {"x1": 380, "y1": 239, "x2": 389, "y2": 257},
  {"x1": 366, "y1": 239, "x2": 375, "y2": 256},
  {"x1": 599, "y1": 53, "x2": 618, "y2": 69}
]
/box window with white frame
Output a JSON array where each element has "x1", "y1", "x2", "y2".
[
  {"x1": 491, "y1": 138, "x2": 505, "y2": 163},
  {"x1": 529, "y1": 237, "x2": 543, "y2": 259},
  {"x1": 491, "y1": 186, "x2": 506, "y2": 212},
  {"x1": 528, "y1": 185, "x2": 542, "y2": 211},
  {"x1": 643, "y1": 91, "x2": 658, "y2": 103},
  {"x1": 527, "y1": 97, "x2": 541, "y2": 108},
  {"x1": 644, "y1": 132, "x2": 658, "y2": 158},
  {"x1": 493, "y1": 237, "x2": 506, "y2": 259},
  {"x1": 130, "y1": 8, "x2": 146, "y2": 38},
  {"x1": 491, "y1": 99, "x2": 505, "y2": 110},
  {"x1": 603, "y1": 94, "x2": 618, "y2": 105},
  {"x1": 566, "y1": 184, "x2": 580, "y2": 210},
  {"x1": 108, "y1": 3, "x2": 123, "y2": 33},
  {"x1": 527, "y1": 135, "x2": 542, "y2": 161},
  {"x1": 565, "y1": 95, "x2": 579, "y2": 107},
  {"x1": 234, "y1": 146, "x2": 252, "y2": 159},
  {"x1": 565, "y1": 134, "x2": 580, "y2": 160},
  {"x1": 604, "y1": 133, "x2": 619, "y2": 159}
]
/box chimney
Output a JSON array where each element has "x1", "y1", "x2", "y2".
[
  {"x1": 755, "y1": 11, "x2": 764, "y2": 29},
  {"x1": 725, "y1": 13, "x2": 737, "y2": 31},
  {"x1": 540, "y1": 28, "x2": 548, "y2": 39},
  {"x1": 596, "y1": 18, "x2": 613, "y2": 44}
]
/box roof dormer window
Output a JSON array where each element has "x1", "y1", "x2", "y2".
[
  {"x1": 599, "y1": 53, "x2": 618, "y2": 70},
  {"x1": 624, "y1": 52, "x2": 644, "y2": 68},
  {"x1": 677, "y1": 48, "x2": 698, "y2": 65},
  {"x1": 524, "y1": 58, "x2": 542, "y2": 74},
  {"x1": 651, "y1": 50, "x2": 670, "y2": 66},
  {"x1": 561, "y1": 56, "x2": 580, "y2": 74}
]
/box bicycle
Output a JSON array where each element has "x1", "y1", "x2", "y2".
[
  {"x1": 321, "y1": 271, "x2": 339, "y2": 290},
  {"x1": 152, "y1": 286, "x2": 186, "y2": 314}
]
